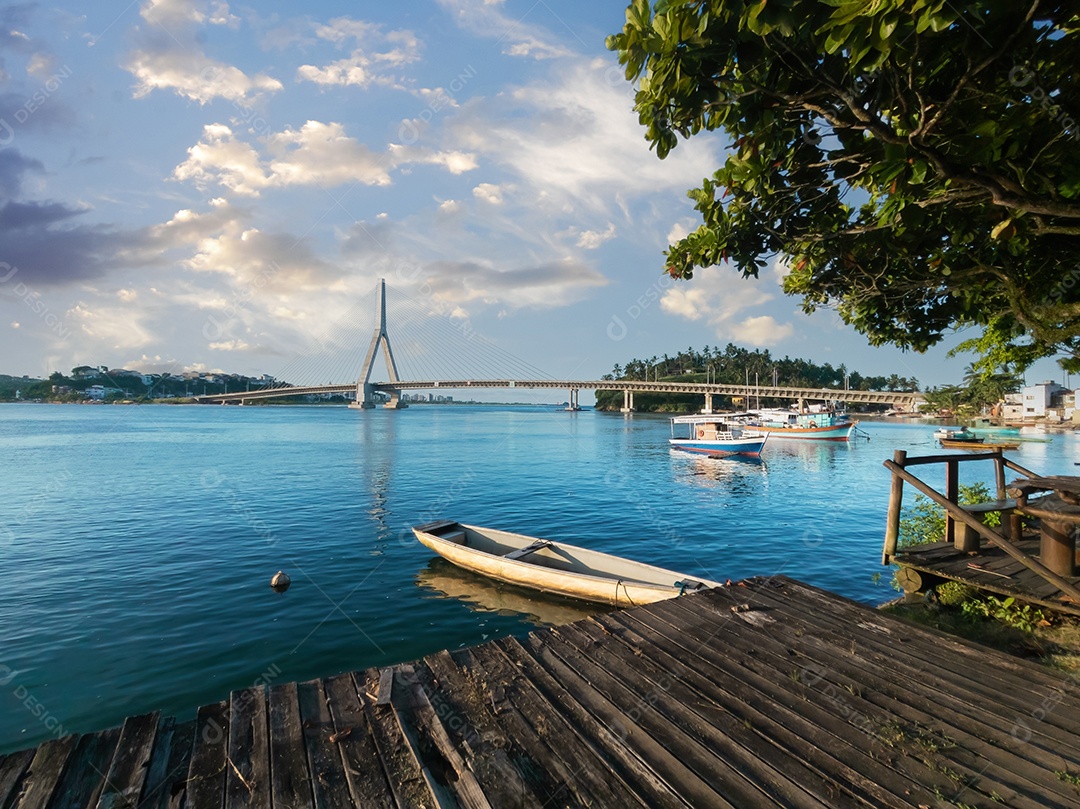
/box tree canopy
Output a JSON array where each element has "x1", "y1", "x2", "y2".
[{"x1": 607, "y1": 1, "x2": 1080, "y2": 372}]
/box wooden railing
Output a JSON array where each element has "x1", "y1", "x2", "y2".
[{"x1": 881, "y1": 450, "x2": 1080, "y2": 603}]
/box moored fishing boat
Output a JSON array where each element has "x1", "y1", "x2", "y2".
[
  {"x1": 411, "y1": 521, "x2": 721, "y2": 606},
  {"x1": 933, "y1": 426, "x2": 983, "y2": 443},
  {"x1": 968, "y1": 419, "x2": 1021, "y2": 435},
  {"x1": 941, "y1": 439, "x2": 1019, "y2": 450},
  {"x1": 669, "y1": 415, "x2": 768, "y2": 457},
  {"x1": 745, "y1": 407, "x2": 857, "y2": 441}
]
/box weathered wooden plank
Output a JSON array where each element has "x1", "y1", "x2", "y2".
[
  {"x1": 689, "y1": 583, "x2": 1068, "y2": 743},
  {"x1": 632, "y1": 596, "x2": 1057, "y2": 807},
  {"x1": 48, "y1": 728, "x2": 120, "y2": 809},
  {"x1": 625, "y1": 597, "x2": 957, "y2": 801},
  {"x1": 225, "y1": 688, "x2": 269, "y2": 809},
  {"x1": 266, "y1": 683, "x2": 312, "y2": 809},
  {"x1": 138, "y1": 719, "x2": 194, "y2": 809},
  {"x1": 0, "y1": 749, "x2": 34, "y2": 809},
  {"x1": 320, "y1": 673, "x2": 395, "y2": 808},
  {"x1": 745, "y1": 596, "x2": 1080, "y2": 805},
  {"x1": 295, "y1": 680, "x2": 353, "y2": 809},
  {"x1": 11, "y1": 734, "x2": 78, "y2": 809},
  {"x1": 390, "y1": 664, "x2": 492, "y2": 809},
  {"x1": 743, "y1": 580, "x2": 1080, "y2": 736},
  {"x1": 510, "y1": 633, "x2": 728, "y2": 807},
  {"x1": 541, "y1": 622, "x2": 825, "y2": 809},
  {"x1": 600, "y1": 611, "x2": 916, "y2": 809},
  {"x1": 449, "y1": 645, "x2": 615, "y2": 809},
  {"x1": 95, "y1": 712, "x2": 160, "y2": 809},
  {"x1": 185, "y1": 701, "x2": 228, "y2": 809},
  {"x1": 563, "y1": 618, "x2": 875, "y2": 808},
  {"x1": 350, "y1": 669, "x2": 437, "y2": 809},
  {"x1": 411, "y1": 653, "x2": 550, "y2": 808},
  {"x1": 672, "y1": 586, "x2": 1080, "y2": 805}
]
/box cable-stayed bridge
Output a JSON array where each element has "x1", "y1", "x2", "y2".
[{"x1": 194, "y1": 280, "x2": 925, "y2": 411}]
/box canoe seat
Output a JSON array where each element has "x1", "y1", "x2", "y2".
[
  {"x1": 503, "y1": 540, "x2": 552, "y2": 561},
  {"x1": 676, "y1": 579, "x2": 709, "y2": 594}
]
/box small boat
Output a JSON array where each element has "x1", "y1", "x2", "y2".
[
  {"x1": 941, "y1": 439, "x2": 1020, "y2": 451},
  {"x1": 412, "y1": 521, "x2": 721, "y2": 606},
  {"x1": 669, "y1": 415, "x2": 768, "y2": 457},
  {"x1": 745, "y1": 406, "x2": 857, "y2": 441},
  {"x1": 933, "y1": 427, "x2": 983, "y2": 443},
  {"x1": 968, "y1": 419, "x2": 1021, "y2": 435}
]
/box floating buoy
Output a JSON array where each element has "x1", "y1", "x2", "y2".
[{"x1": 270, "y1": 570, "x2": 291, "y2": 592}]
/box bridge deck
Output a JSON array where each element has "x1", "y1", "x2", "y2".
[
  {"x1": 3, "y1": 577, "x2": 1078, "y2": 808},
  {"x1": 196, "y1": 379, "x2": 920, "y2": 406}
]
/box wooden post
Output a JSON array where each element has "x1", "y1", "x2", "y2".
[
  {"x1": 1040, "y1": 521, "x2": 1076, "y2": 577},
  {"x1": 993, "y1": 451, "x2": 1007, "y2": 502},
  {"x1": 945, "y1": 459, "x2": 959, "y2": 548},
  {"x1": 882, "y1": 450, "x2": 907, "y2": 564}
]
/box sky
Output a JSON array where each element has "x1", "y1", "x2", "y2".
[{"x1": 0, "y1": 0, "x2": 1066, "y2": 392}]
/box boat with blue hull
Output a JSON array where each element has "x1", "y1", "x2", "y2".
[{"x1": 669, "y1": 415, "x2": 769, "y2": 458}]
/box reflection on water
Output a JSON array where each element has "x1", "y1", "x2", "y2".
[
  {"x1": 763, "y1": 439, "x2": 855, "y2": 472},
  {"x1": 415, "y1": 557, "x2": 608, "y2": 627},
  {"x1": 670, "y1": 451, "x2": 768, "y2": 491}
]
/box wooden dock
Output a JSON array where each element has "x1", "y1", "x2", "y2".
[
  {"x1": 3, "y1": 577, "x2": 1080, "y2": 808},
  {"x1": 882, "y1": 450, "x2": 1080, "y2": 614},
  {"x1": 892, "y1": 535, "x2": 1080, "y2": 617}
]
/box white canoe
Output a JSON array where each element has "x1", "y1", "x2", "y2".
[{"x1": 412, "y1": 521, "x2": 721, "y2": 606}]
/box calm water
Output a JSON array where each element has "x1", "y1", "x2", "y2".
[{"x1": 1, "y1": 404, "x2": 1076, "y2": 752}]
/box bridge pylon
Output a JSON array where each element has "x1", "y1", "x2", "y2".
[{"x1": 349, "y1": 278, "x2": 408, "y2": 410}]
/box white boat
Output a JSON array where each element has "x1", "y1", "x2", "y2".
[
  {"x1": 669, "y1": 415, "x2": 768, "y2": 457},
  {"x1": 412, "y1": 521, "x2": 721, "y2": 606},
  {"x1": 745, "y1": 405, "x2": 857, "y2": 441}
]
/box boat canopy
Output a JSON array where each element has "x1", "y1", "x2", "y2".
[{"x1": 670, "y1": 413, "x2": 752, "y2": 424}]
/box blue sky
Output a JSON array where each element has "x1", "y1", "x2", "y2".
[{"x1": 0, "y1": 0, "x2": 1065, "y2": 390}]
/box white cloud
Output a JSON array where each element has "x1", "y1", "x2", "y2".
[
  {"x1": 174, "y1": 122, "x2": 478, "y2": 195},
  {"x1": 576, "y1": 223, "x2": 616, "y2": 249},
  {"x1": 173, "y1": 125, "x2": 270, "y2": 196},
  {"x1": 209, "y1": 339, "x2": 251, "y2": 351},
  {"x1": 660, "y1": 264, "x2": 793, "y2": 346},
  {"x1": 448, "y1": 58, "x2": 718, "y2": 212},
  {"x1": 472, "y1": 183, "x2": 503, "y2": 204},
  {"x1": 297, "y1": 18, "x2": 422, "y2": 89},
  {"x1": 420, "y1": 257, "x2": 607, "y2": 309},
  {"x1": 10, "y1": 321, "x2": 20, "y2": 329},
  {"x1": 736, "y1": 315, "x2": 794, "y2": 346},
  {"x1": 26, "y1": 52, "x2": 56, "y2": 78},
  {"x1": 125, "y1": 0, "x2": 280, "y2": 103},
  {"x1": 666, "y1": 220, "x2": 696, "y2": 244},
  {"x1": 67, "y1": 303, "x2": 154, "y2": 350},
  {"x1": 436, "y1": 0, "x2": 571, "y2": 60},
  {"x1": 127, "y1": 51, "x2": 282, "y2": 104}
]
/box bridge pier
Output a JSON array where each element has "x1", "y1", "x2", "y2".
[
  {"x1": 621, "y1": 389, "x2": 635, "y2": 413},
  {"x1": 349, "y1": 383, "x2": 377, "y2": 409},
  {"x1": 565, "y1": 389, "x2": 581, "y2": 411},
  {"x1": 702, "y1": 393, "x2": 714, "y2": 414},
  {"x1": 384, "y1": 389, "x2": 408, "y2": 409}
]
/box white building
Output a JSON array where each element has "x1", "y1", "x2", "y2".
[
  {"x1": 1001, "y1": 392, "x2": 1024, "y2": 422},
  {"x1": 85, "y1": 385, "x2": 125, "y2": 400},
  {"x1": 1021, "y1": 381, "x2": 1065, "y2": 418}
]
